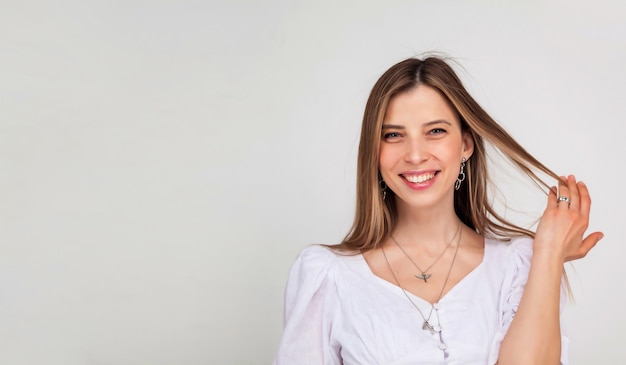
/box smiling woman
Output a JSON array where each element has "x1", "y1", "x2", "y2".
[
  {"x1": 379, "y1": 86, "x2": 473, "y2": 212},
  {"x1": 273, "y1": 57, "x2": 603, "y2": 365}
]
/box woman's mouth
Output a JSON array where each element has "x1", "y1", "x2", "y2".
[{"x1": 402, "y1": 172, "x2": 437, "y2": 183}]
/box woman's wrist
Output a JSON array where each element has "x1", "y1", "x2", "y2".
[{"x1": 530, "y1": 245, "x2": 566, "y2": 274}]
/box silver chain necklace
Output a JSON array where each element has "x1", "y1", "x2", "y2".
[
  {"x1": 382, "y1": 229, "x2": 461, "y2": 335},
  {"x1": 390, "y1": 223, "x2": 461, "y2": 283}
]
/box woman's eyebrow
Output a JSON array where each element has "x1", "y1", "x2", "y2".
[
  {"x1": 382, "y1": 120, "x2": 452, "y2": 129},
  {"x1": 423, "y1": 120, "x2": 452, "y2": 126},
  {"x1": 381, "y1": 124, "x2": 405, "y2": 129}
]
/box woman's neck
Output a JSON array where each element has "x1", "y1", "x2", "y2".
[{"x1": 392, "y1": 205, "x2": 462, "y2": 251}]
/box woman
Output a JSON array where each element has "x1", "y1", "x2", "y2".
[{"x1": 274, "y1": 57, "x2": 602, "y2": 364}]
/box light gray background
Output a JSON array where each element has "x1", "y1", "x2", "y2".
[{"x1": 1, "y1": 1, "x2": 624, "y2": 364}]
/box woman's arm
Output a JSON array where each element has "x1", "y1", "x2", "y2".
[
  {"x1": 497, "y1": 175, "x2": 603, "y2": 365},
  {"x1": 274, "y1": 245, "x2": 342, "y2": 365}
]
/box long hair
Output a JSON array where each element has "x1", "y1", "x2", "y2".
[{"x1": 332, "y1": 57, "x2": 561, "y2": 252}]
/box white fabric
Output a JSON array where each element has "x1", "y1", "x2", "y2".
[{"x1": 274, "y1": 237, "x2": 569, "y2": 365}]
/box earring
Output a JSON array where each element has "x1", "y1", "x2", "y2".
[
  {"x1": 455, "y1": 157, "x2": 467, "y2": 190},
  {"x1": 379, "y1": 179, "x2": 388, "y2": 200}
]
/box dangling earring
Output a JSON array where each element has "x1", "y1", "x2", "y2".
[
  {"x1": 379, "y1": 179, "x2": 388, "y2": 200},
  {"x1": 455, "y1": 157, "x2": 467, "y2": 191}
]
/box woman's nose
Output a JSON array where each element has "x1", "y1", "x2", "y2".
[{"x1": 404, "y1": 138, "x2": 427, "y2": 163}]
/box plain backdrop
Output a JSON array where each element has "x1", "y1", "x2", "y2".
[{"x1": 1, "y1": 1, "x2": 624, "y2": 364}]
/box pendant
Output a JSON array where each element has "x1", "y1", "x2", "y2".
[
  {"x1": 415, "y1": 273, "x2": 431, "y2": 283},
  {"x1": 422, "y1": 320, "x2": 435, "y2": 335}
]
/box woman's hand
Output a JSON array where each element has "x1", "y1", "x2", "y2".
[
  {"x1": 533, "y1": 175, "x2": 604, "y2": 263},
  {"x1": 498, "y1": 175, "x2": 598, "y2": 364}
]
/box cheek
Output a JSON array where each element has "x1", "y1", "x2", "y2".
[
  {"x1": 378, "y1": 147, "x2": 394, "y2": 170},
  {"x1": 434, "y1": 140, "x2": 463, "y2": 160},
  {"x1": 378, "y1": 149, "x2": 401, "y2": 185}
]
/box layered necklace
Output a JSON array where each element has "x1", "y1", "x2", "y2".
[
  {"x1": 382, "y1": 228, "x2": 462, "y2": 335},
  {"x1": 390, "y1": 223, "x2": 461, "y2": 283}
]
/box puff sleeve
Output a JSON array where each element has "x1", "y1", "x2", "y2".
[
  {"x1": 274, "y1": 245, "x2": 342, "y2": 365},
  {"x1": 487, "y1": 237, "x2": 570, "y2": 365}
]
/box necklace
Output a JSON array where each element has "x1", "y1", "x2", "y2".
[
  {"x1": 390, "y1": 223, "x2": 461, "y2": 283},
  {"x1": 382, "y1": 229, "x2": 461, "y2": 335}
]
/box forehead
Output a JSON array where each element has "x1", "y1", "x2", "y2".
[{"x1": 384, "y1": 85, "x2": 459, "y2": 125}]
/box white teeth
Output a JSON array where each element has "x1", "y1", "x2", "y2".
[{"x1": 404, "y1": 173, "x2": 435, "y2": 183}]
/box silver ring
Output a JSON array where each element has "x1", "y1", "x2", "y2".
[{"x1": 557, "y1": 196, "x2": 571, "y2": 204}]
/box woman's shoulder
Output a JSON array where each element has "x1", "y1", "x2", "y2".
[
  {"x1": 289, "y1": 244, "x2": 363, "y2": 285},
  {"x1": 288, "y1": 245, "x2": 341, "y2": 281},
  {"x1": 483, "y1": 235, "x2": 535, "y2": 274},
  {"x1": 296, "y1": 244, "x2": 340, "y2": 264},
  {"x1": 485, "y1": 235, "x2": 534, "y2": 255}
]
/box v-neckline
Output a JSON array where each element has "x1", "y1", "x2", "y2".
[{"x1": 358, "y1": 238, "x2": 490, "y2": 306}]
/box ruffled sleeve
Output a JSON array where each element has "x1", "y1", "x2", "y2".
[
  {"x1": 487, "y1": 237, "x2": 570, "y2": 365},
  {"x1": 274, "y1": 245, "x2": 342, "y2": 365}
]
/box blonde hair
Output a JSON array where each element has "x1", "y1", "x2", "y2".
[{"x1": 333, "y1": 57, "x2": 560, "y2": 252}]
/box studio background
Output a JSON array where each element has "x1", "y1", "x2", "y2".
[{"x1": 1, "y1": 1, "x2": 624, "y2": 364}]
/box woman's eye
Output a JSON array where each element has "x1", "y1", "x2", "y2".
[
  {"x1": 429, "y1": 128, "x2": 446, "y2": 135},
  {"x1": 383, "y1": 132, "x2": 401, "y2": 140}
]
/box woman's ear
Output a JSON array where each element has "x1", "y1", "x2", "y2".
[{"x1": 462, "y1": 132, "x2": 474, "y2": 159}]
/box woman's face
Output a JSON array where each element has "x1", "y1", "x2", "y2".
[{"x1": 379, "y1": 85, "x2": 473, "y2": 212}]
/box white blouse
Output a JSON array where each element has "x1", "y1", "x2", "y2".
[{"x1": 274, "y1": 237, "x2": 569, "y2": 365}]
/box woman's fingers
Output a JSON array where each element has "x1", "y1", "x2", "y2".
[
  {"x1": 565, "y1": 231, "x2": 604, "y2": 262},
  {"x1": 557, "y1": 175, "x2": 571, "y2": 209},
  {"x1": 538, "y1": 174, "x2": 603, "y2": 262},
  {"x1": 567, "y1": 175, "x2": 581, "y2": 211},
  {"x1": 546, "y1": 185, "x2": 558, "y2": 210},
  {"x1": 577, "y1": 180, "x2": 592, "y2": 221}
]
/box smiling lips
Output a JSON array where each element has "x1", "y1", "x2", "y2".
[{"x1": 402, "y1": 172, "x2": 437, "y2": 184}]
